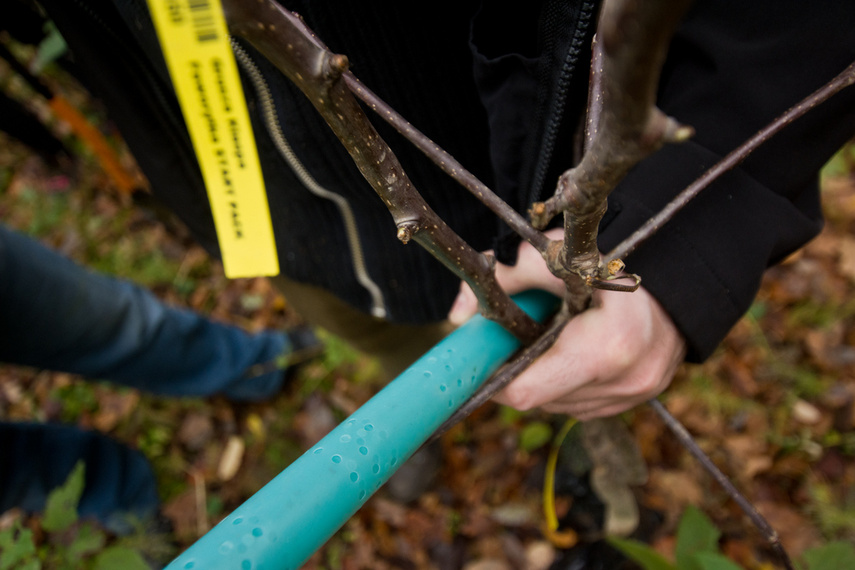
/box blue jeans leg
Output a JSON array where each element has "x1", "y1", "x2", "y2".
[
  {"x1": 0, "y1": 224, "x2": 287, "y2": 400},
  {"x1": 0, "y1": 422, "x2": 160, "y2": 534}
]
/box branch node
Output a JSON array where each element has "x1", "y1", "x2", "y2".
[
  {"x1": 671, "y1": 124, "x2": 695, "y2": 143},
  {"x1": 483, "y1": 251, "x2": 497, "y2": 272},
  {"x1": 396, "y1": 221, "x2": 419, "y2": 244},
  {"x1": 607, "y1": 258, "x2": 625, "y2": 276},
  {"x1": 325, "y1": 53, "x2": 349, "y2": 80},
  {"x1": 530, "y1": 198, "x2": 561, "y2": 230}
]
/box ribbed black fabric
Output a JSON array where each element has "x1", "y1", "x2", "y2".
[{"x1": 37, "y1": 0, "x2": 855, "y2": 362}]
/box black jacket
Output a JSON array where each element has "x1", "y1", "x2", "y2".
[{"x1": 37, "y1": 0, "x2": 855, "y2": 361}]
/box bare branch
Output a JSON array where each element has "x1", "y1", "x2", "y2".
[
  {"x1": 605, "y1": 59, "x2": 855, "y2": 265},
  {"x1": 344, "y1": 74, "x2": 551, "y2": 254},
  {"x1": 648, "y1": 399, "x2": 795, "y2": 570},
  {"x1": 223, "y1": 0, "x2": 543, "y2": 343},
  {"x1": 584, "y1": 34, "x2": 605, "y2": 152},
  {"x1": 532, "y1": 0, "x2": 693, "y2": 290}
]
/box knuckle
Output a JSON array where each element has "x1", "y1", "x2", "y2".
[
  {"x1": 612, "y1": 366, "x2": 666, "y2": 401},
  {"x1": 632, "y1": 371, "x2": 663, "y2": 397},
  {"x1": 604, "y1": 326, "x2": 641, "y2": 371},
  {"x1": 500, "y1": 383, "x2": 539, "y2": 411}
]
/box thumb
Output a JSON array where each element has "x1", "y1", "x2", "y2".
[{"x1": 448, "y1": 282, "x2": 478, "y2": 325}]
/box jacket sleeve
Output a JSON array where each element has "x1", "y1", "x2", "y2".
[{"x1": 597, "y1": 0, "x2": 855, "y2": 362}]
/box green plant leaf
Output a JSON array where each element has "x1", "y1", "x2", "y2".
[
  {"x1": 675, "y1": 505, "x2": 721, "y2": 570},
  {"x1": 802, "y1": 540, "x2": 855, "y2": 570},
  {"x1": 0, "y1": 523, "x2": 38, "y2": 570},
  {"x1": 92, "y1": 546, "x2": 150, "y2": 570},
  {"x1": 42, "y1": 461, "x2": 86, "y2": 533},
  {"x1": 519, "y1": 421, "x2": 553, "y2": 452},
  {"x1": 67, "y1": 523, "x2": 106, "y2": 561},
  {"x1": 608, "y1": 536, "x2": 675, "y2": 570},
  {"x1": 694, "y1": 552, "x2": 744, "y2": 570},
  {"x1": 33, "y1": 22, "x2": 68, "y2": 73},
  {"x1": 0, "y1": 526, "x2": 19, "y2": 565}
]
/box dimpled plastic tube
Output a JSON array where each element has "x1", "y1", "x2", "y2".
[{"x1": 166, "y1": 291, "x2": 557, "y2": 570}]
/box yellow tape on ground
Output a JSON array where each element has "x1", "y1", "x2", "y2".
[
  {"x1": 542, "y1": 418, "x2": 579, "y2": 548},
  {"x1": 146, "y1": 0, "x2": 278, "y2": 278}
]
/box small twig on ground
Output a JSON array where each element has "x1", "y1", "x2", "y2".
[
  {"x1": 647, "y1": 398, "x2": 795, "y2": 570},
  {"x1": 191, "y1": 469, "x2": 208, "y2": 536}
]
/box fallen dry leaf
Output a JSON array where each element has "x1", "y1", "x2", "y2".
[
  {"x1": 91, "y1": 389, "x2": 139, "y2": 432},
  {"x1": 217, "y1": 435, "x2": 245, "y2": 482},
  {"x1": 837, "y1": 236, "x2": 855, "y2": 284},
  {"x1": 524, "y1": 540, "x2": 556, "y2": 570},
  {"x1": 724, "y1": 434, "x2": 773, "y2": 481},
  {"x1": 791, "y1": 398, "x2": 822, "y2": 425},
  {"x1": 162, "y1": 488, "x2": 201, "y2": 542},
  {"x1": 177, "y1": 412, "x2": 214, "y2": 452},
  {"x1": 646, "y1": 468, "x2": 704, "y2": 519},
  {"x1": 463, "y1": 558, "x2": 512, "y2": 570}
]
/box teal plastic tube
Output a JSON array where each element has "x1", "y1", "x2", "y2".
[{"x1": 166, "y1": 291, "x2": 557, "y2": 570}]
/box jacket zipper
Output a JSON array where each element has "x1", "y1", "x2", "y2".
[
  {"x1": 231, "y1": 39, "x2": 388, "y2": 319},
  {"x1": 528, "y1": 0, "x2": 598, "y2": 206}
]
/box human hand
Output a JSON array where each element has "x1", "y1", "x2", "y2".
[{"x1": 447, "y1": 229, "x2": 686, "y2": 420}]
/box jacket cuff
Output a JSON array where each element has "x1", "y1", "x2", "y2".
[{"x1": 598, "y1": 141, "x2": 822, "y2": 362}]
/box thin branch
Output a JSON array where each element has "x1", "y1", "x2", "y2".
[
  {"x1": 222, "y1": 0, "x2": 543, "y2": 343},
  {"x1": 344, "y1": 74, "x2": 551, "y2": 254},
  {"x1": 532, "y1": 0, "x2": 694, "y2": 292},
  {"x1": 584, "y1": 33, "x2": 605, "y2": 153},
  {"x1": 605, "y1": 59, "x2": 855, "y2": 265},
  {"x1": 648, "y1": 399, "x2": 794, "y2": 570}
]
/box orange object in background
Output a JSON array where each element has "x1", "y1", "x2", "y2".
[
  {"x1": 0, "y1": 41, "x2": 138, "y2": 195},
  {"x1": 47, "y1": 94, "x2": 138, "y2": 196}
]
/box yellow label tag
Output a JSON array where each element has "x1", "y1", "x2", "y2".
[{"x1": 146, "y1": 0, "x2": 278, "y2": 278}]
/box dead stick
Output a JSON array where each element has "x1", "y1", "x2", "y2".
[{"x1": 648, "y1": 398, "x2": 794, "y2": 570}]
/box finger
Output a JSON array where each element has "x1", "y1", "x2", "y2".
[
  {"x1": 494, "y1": 288, "x2": 664, "y2": 410},
  {"x1": 448, "y1": 281, "x2": 478, "y2": 325},
  {"x1": 448, "y1": 230, "x2": 566, "y2": 325},
  {"x1": 497, "y1": 288, "x2": 684, "y2": 418},
  {"x1": 448, "y1": 259, "x2": 561, "y2": 325},
  {"x1": 541, "y1": 398, "x2": 638, "y2": 421},
  {"x1": 491, "y1": 229, "x2": 566, "y2": 297},
  {"x1": 493, "y1": 299, "x2": 622, "y2": 409},
  {"x1": 491, "y1": 253, "x2": 565, "y2": 298},
  {"x1": 539, "y1": 364, "x2": 677, "y2": 419}
]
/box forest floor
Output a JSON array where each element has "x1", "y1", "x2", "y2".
[{"x1": 1, "y1": 44, "x2": 854, "y2": 570}]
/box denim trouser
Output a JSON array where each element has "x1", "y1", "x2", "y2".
[{"x1": 0, "y1": 224, "x2": 290, "y2": 529}]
